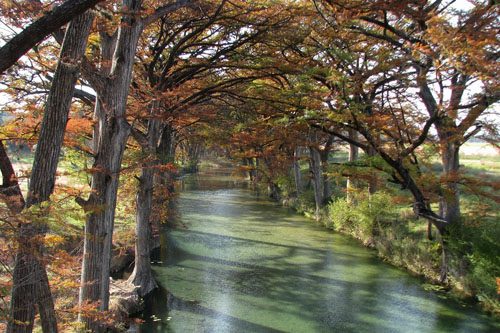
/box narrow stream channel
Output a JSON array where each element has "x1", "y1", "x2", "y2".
[{"x1": 137, "y1": 169, "x2": 500, "y2": 333}]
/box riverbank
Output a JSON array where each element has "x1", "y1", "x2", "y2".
[
  {"x1": 136, "y1": 171, "x2": 500, "y2": 332},
  {"x1": 277, "y1": 191, "x2": 500, "y2": 319},
  {"x1": 110, "y1": 161, "x2": 498, "y2": 329}
]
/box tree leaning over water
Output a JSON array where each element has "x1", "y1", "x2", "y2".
[{"x1": 0, "y1": 0, "x2": 104, "y2": 74}]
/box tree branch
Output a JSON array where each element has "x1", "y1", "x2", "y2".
[
  {"x1": 0, "y1": 0, "x2": 104, "y2": 74},
  {"x1": 142, "y1": 0, "x2": 200, "y2": 27}
]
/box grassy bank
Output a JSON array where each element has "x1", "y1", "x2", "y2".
[
  {"x1": 283, "y1": 189, "x2": 500, "y2": 317},
  {"x1": 275, "y1": 143, "x2": 500, "y2": 318}
]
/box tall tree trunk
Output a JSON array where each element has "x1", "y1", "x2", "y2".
[
  {"x1": 128, "y1": 113, "x2": 161, "y2": 297},
  {"x1": 293, "y1": 148, "x2": 302, "y2": 196},
  {"x1": 6, "y1": 12, "x2": 94, "y2": 333},
  {"x1": 346, "y1": 130, "x2": 358, "y2": 204},
  {"x1": 91, "y1": 32, "x2": 117, "y2": 153},
  {"x1": 417, "y1": 67, "x2": 463, "y2": 226},
  {"x1": 439, "y1": 139, "x2": 461, "y2": 224},
  {"x1": 78, "y1": 3, "x2": 143, "y2": 330},
  {"x1": 309, "y1": 146, "x2": 323, "y2": 220},
  {"x1": 157, "y1": 123, "x2": 176, "y2": 188},
  {"x1": 320, "y1": 137, "x2": 333, "y2": 204},
  {"x1": 254, "y1": 157, "x2": 260, "y2": 182}
]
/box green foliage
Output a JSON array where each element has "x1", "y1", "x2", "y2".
[
  {"x1": 275, "y1": 175, "x2": 295, "y2": 199},
  {"x1": 294, "y1": 188, "x2": 316, "y2": 215},
  {"x1": 356, "y1": 192, "x2": 397, "y2": 235},
  {"x1": 327, "y1": 191, "x2": 397, "y2": 236},
  {"x1": 447, "y1": 219, "x2": 500, "y2": 313},
  {"x1": 327, "y1": 198, "x2": 356, "y2": 231}
]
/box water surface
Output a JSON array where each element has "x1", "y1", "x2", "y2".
[{"x1": 138, "y1": 170, "x2": 499, "y2": 332}]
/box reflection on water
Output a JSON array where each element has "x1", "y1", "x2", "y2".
[{"x1": 138, "y1": 169, "x2": 500, "y2": 333}]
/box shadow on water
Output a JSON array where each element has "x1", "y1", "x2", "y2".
[
  {"x1": 140, "y1": 287, "x2": 287, "y2": 333},
  {"x1": 137, "y1": 171, "x2": 500, "y2": 333}
]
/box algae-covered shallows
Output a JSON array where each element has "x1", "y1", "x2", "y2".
[{"x1": 139, "y1": 171, "x2": 500, "y2": 333}]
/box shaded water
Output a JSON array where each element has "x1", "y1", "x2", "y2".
[{"x1": 138, "y1": 169, "x2": 499, "y2": 333}]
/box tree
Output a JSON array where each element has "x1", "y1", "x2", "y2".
[
  {"x1": 0, "y1": 10, "x2": 95, "y2": 333},
  {"x1": 0, "y1": 0, "x2": 104, "y2": 74},
  {"x1": 320, "y1": 0, "x2": 499, "y2": 226},
  {"x1": 127, "y1": 104, "x2": 161, "y2": 297},
  {"x1": 76, "y1": 1, "x2": 194, "y2": 330}
]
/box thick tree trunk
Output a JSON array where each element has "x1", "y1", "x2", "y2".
[
  {"x1": 79, "y1": 3, "x2": 143, "y2": 330},
  {"x1": 79, "y1": 97, "x2": 132, "y2": 329},
  {"x1": 6, "y1": 12, "x2": 94, "y2": 333},
  {"x1": 128, "y1": 163, "x2": 158, "y2": 296},
  {"x1": 262, "y1": 156, "x2": 280, "y2": 200},
  {"x1": 417, "y1": 68, "x2": 463, "y2": 227},
  {"x1": 150, "y1": 123, "x2": 177, "y2": 229},
  {"x1": 79, "y1": 114, "x2": 132, "y2": 306},
  {"x1": 91, "y1": 32, "x2": 117, "y2": 153},
  {"x1": 439, "y1": 236, "x2": 449, "y2": 283},
  {"x1": 346, "y1": 130, "x2": 358, "y2": 203},
  {"x1": 28, "y1": 10, "x2": 94, "y2": 201},
  {"x1": 128, "y1": 115, "x2": 161, "y2": 297},
  {"x1": 254, "y1": 158, "x2": 260, "y2": 182},
  {"x1": 439, "y1": 140, "x2": 461, "y2": 224},
  {"x1": 243, "y1": 158, "x2": 251, "y2": 180}
]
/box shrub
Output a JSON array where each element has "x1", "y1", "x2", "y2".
[
  {"x1": 355, "y1": 191, "x2": 397, "y2": 236},
  {"x1": 327, "y1": 198, "x2": 356, "y2": 231},
  {"x1": 328, "y1": 191, "x2": 398, "y2": 236}
]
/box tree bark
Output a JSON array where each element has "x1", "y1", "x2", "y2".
[
  {"x1": 128, "y1": 160, "x2": 158, "y2": 296},
  {"x1": 78, "y1": 3, "x2": 143, "y2": 330},
  {"x1": 157, "y1": 124, "x2": 176, "y2": 164},
  {"x1": 0, "y1": 141, "x2": 25, "y2": 213},
  {"x1": 156, "y1": 123, "x2": 177, "y2": 192},
  {"x1": 0, "y1": 0, "x2": 103, "y2": 74},
  {"x1": 438, "y1": 134, "x2": 461, "y2": 225},
  {"x1": 91, "y1": 32, "x2": 117, "y2": 153},
  {"x1": 293, "y1": 147, "x2": 302, "y2": 196},
  {"x1": 309, "y1": 145, "x2": 323, "y2": 220},
  {"x1": 346, "y1": 130, "x2": 358, "y2": 204},
  {"x1": 128, "y1": 111, "x2": 161, "y2": 297},
  {"x1": 320, "y1": 136, "x2": 333, "y2": 203},
  {"x1": 6, "y1": 11, "x2": 94, "y2": 333}
]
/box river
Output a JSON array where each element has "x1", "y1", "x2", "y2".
[{"x1": 137, "y1": 169, "x2": 500, "y2": 333}]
